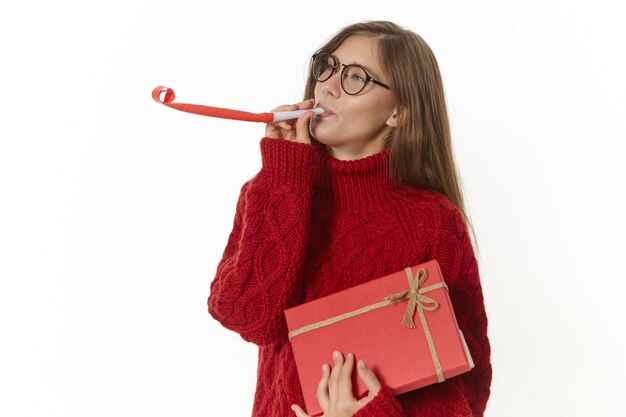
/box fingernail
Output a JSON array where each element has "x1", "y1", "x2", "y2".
[
  {"x1": 321, "y1": 363, "x2": 329, "y2": 373},
  {"x1": 358, "y1": 359, "x2": 366, "y2": 369},
  {"x1": 333, "y1": 351, "x2": 341, "y2": 360},
  {"x1": 347, "y1": 352, "x2": 354, "y2": 360}
]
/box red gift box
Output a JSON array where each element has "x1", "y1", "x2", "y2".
[{"x1": 284, "y1": 259, "x2": 474, "y2": 416}]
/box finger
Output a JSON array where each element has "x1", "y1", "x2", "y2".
[
  {"x1": 337, "y1": 352, "x2": 357, "y2": 401},
  {"x1": 357, "y1": 359, "x2": 381, "y2": 400},
  {"x1": 290, "y1": 404, "x2": 312, "y2": 417},
  {"x1": 294, "y1": 111, "x2": 314, "y2": 144},
  {"x1": 328, "y1": 351, "x2": 344, "y2": 404},
  {"x1": 264, "y1": 122, "x2": 290, "y2": 140},
  {"x1": 316, "y1": 363, "x2": 330, "y2": 411},
  {"x1": 271, "y1": 103, "x2": 299, "y2": 112},
  {"x1": 296, "y1": 98, "x2": 316, "y2": 110},
  {"x1": 266, "y1": 103, "x2": 298, "y2": 139}
]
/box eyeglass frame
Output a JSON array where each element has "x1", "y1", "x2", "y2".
[{"x1": 311, "y1": 53, "x2": 392, "y2": 95}]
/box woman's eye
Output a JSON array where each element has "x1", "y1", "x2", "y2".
[
  {"x1": 344, "y1": 71, "x2": 365, "y2": 83},
  {"x1": 351, "y1": 73, "x2": 365, "y2": 82}
]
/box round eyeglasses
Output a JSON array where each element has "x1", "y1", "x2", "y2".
[{"x1": 311, "y1": 53, "x2": 392, "y2": 96}]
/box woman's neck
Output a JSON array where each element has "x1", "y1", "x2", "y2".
[{"x1": 321, "y1": 129, "x2": 390, "y2": 161}]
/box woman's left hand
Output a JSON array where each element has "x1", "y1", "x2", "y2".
[{"x1": 291, "y1": 351, "x2": 382, "y2": 417}]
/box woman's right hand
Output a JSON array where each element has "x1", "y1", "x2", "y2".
[{"x1": 265, "y1": 98, "x2": 316, "y2": 145}]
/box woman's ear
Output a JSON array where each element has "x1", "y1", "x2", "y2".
[{"x1": 385, "y1": 106, "x2": 404, "y2": 128}]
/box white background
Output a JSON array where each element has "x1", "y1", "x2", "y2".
[{"x1": 1, "y1": 1, "x2": 624, "y2": 416}]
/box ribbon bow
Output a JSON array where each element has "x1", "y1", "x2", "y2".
[{"x1": 385, "y1": 267, "x2": 442, "y2": 328}]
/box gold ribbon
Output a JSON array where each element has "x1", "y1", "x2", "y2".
[
  {"x1": 387, "y1": 267, "x2": 447, "y2": 382},
  {"x1": 287, "y1": 267, "x2": 448, "y2": 383}
]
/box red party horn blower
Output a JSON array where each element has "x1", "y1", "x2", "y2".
[{"x1": 152, "y1": 86, "x2": 323, "y2": 122}]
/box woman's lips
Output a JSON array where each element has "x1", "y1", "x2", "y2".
[{"x1": 315, "y1": 103, "x2": 335, "y2": 118}]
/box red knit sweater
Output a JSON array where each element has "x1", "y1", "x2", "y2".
[{"x1": 208, "y1": 137, "x2": 492, "y2": 417}]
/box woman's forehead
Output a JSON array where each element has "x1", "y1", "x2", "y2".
[{"x1": 332, "y1": 35, "x2": 382, "y2": 74}]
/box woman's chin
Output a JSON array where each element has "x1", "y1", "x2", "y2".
[{"x1": 309, "y1": 122, "x2": 338, "y2": 145}]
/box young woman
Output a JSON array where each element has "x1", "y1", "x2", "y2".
[{"x1": 208, "y1": 20, "x2": 492, "y2": 417}]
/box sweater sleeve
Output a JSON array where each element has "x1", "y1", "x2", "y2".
[
  {"x1": 354, "y1": 200, "x2": 492, "y2": 417},
  {"x1": 207, "y1": 137, "x2": 319, "y2": 346}
]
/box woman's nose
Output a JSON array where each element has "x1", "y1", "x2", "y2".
[{"x1": 321, "y1": 69, "x2": 341, "y2": 97}]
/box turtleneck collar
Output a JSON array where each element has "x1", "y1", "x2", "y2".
[{"x1": 314, "y1": 145, "x2": 399, "y2": 213}]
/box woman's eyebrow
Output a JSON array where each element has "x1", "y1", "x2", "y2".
[{"x1": 346, "y1": 59, "x2": 380, "y2": 78}]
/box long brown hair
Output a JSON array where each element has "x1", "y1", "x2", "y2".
[{"x1": 303, "y1": 20, "x2": 478, "y2": 249}]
